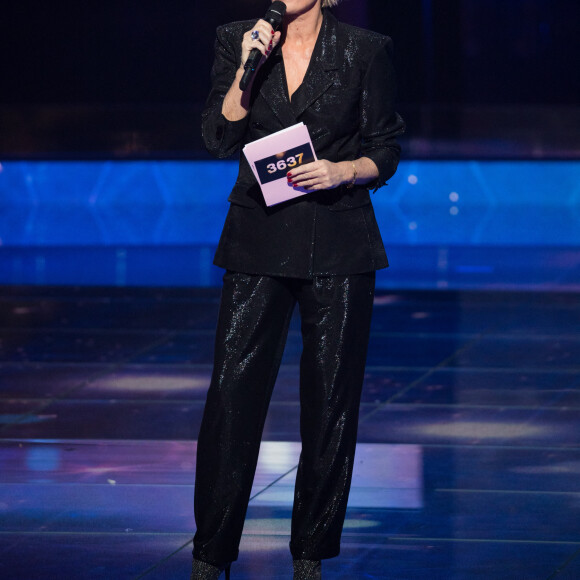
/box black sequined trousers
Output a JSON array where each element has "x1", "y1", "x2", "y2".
[{"x1": 193, "y1": 271, "x2": 376, "y2": 566}]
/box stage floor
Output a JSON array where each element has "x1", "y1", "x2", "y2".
[{"x1": 1, "y1": 285, "x2": 579, "y2": 579}]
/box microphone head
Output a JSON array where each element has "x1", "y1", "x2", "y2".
[{"x1": 266, "y1": 1, "x2": 287, "y2": 28}]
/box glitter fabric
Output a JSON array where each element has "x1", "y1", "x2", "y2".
[
  {"x1": 202, "y1": 9, "x2": 405, "y2": 279},
  {"x1": 193, "y1": 271, "x2": 375, "y2": 565},
  {"x1": 190, "y1": 559, "x2": 230, "y2": 580},
  {"x1": 293, "y1": 560, "x2": 322, "y2": 580}
]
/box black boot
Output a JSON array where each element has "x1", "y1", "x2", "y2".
[
  {"x1": 191, "y1": 559, "x2": 231, "y2": 580},
  {"x1": 293, "y1": 560, "x2": 322, "y2": 580}
]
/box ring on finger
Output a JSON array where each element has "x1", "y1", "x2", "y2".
[{"x1": 251, "y1": 30, "x2": 260, "y2": 40}]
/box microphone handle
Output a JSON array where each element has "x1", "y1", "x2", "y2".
[{"x1": 239, "y1": 50, "x2": 262, "y2": 91}]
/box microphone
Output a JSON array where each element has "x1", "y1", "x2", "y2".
[{"x1": 239, "y1": 1, "x2": 286, "y2": 91}]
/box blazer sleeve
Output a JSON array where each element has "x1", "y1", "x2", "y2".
[
  {"x1": 201, "y1": 25, "x2": 250, "y2": 158},
  {"x1": 359, "y1": 39, "x2": 406, "y2": 191}
]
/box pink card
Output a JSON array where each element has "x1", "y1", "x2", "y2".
[{"x1": 243, "y1": 122, "x2": 317, "y2": 206}]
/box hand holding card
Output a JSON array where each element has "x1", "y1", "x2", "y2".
[{"x1": 243, "y1": 122, "x2": 317, "y2": 206}]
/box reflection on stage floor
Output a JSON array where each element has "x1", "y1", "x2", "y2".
[{"x1": 1, "y1": 286, "x2": 579, "y2": 579}]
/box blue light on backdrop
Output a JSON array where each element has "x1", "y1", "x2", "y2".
[{"x1": 1, "y1": 160, "x2": 579, "y2": 289}]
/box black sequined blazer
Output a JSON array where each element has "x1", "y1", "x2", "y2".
[{"x1": 202, "y1": 9, "x2": 405, "y2": 278}]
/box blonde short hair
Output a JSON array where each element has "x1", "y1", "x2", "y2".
[{"x1": 322, "y1": 0, "x2": 342, "y2": 7}]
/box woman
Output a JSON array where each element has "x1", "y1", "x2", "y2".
[{"x1": 192, "y1": 0, "x2": 405, "y2": 578}]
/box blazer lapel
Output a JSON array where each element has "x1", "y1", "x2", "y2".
[
  {"x1": 258, "y1": 52, "x2": 297, "y2": 128},
  {"x1": 290, "y1": 10, "x2": 339, "y2": 119},
  {"x1": 258, "y1": 9, "x2": 339, "y2": 126}
]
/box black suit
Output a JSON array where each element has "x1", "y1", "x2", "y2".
[
  {"x1": 194, "y1": 9, "x2": 404, "y2": 570},
  {"x1": 202, "y1": 9, "x2": 405, "y2": 277}
]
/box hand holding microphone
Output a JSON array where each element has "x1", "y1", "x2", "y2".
[{"x1": 239, "y1": 1, "x2": 286, "y2": 91}]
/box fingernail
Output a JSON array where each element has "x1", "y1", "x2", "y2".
[
  {"x1": 293, "y1": 184, "x2": 298, "y2": 188},
  {"x1": 287, "y1": 178, "x2": 293, "y2": 183},
  {"x1": 271, "y1": 29, "x2": 275, "y2": 35},
  {"x1": 287, "y1": 172, "x2": 292, "y2": 177}
]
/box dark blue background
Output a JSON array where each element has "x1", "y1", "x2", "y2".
[{"x1": 1, "y1": 0, "x2": 579, "y2": 158}]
